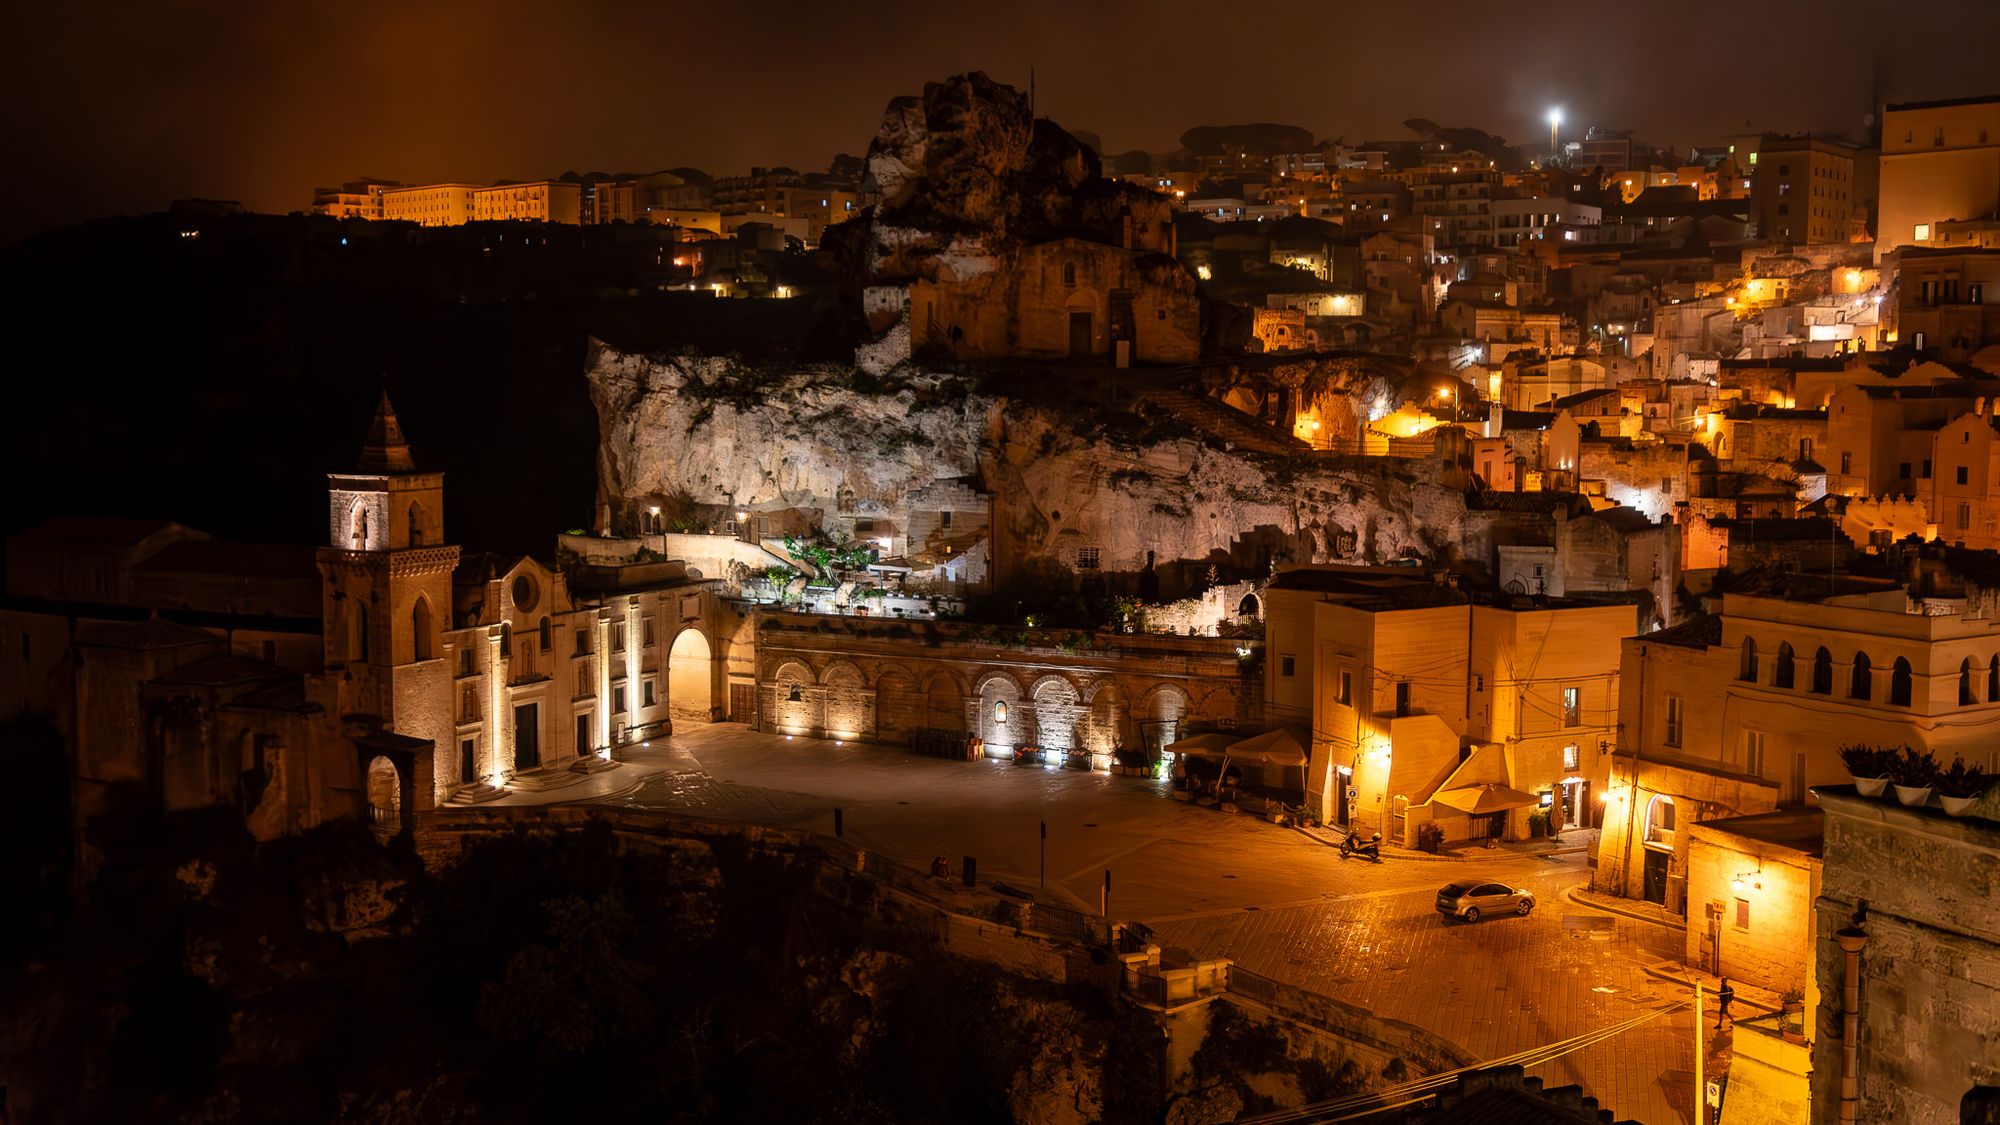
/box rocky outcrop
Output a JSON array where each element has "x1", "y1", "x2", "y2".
[
  {"x1": 857, "y1": 73, "x2": 1172, "y2": 284},
  {"x1": 587, "y1": 342, "x2": 1469, "y2": 594}
]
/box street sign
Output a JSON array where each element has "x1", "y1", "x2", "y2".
[
  {"x1": 1706, "y1": 1080, "x2": 1721, "y2": 1107},
  {"x1": 1346, "y1": 786, "x2": 1359, "y2": 800}
]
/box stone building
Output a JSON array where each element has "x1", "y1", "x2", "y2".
[
  {"x1": 1596, "y1": 581, "x2": 2000, "y2": 912},
  {"x1": 1303, "y1": 584, "x2": 1636, "y2": 842},
  {"x1": 1810, "y1": 786, "x2": 2000, "y2": 1124},
  {"x1": 848, "y1": 74, "x2": 1201, "y2": 372},
  {"x1": 1, "y1": 395, "x2": 733, "y2": 853},
  {"x1": 751, "y1": 610, "x2": 1251, "y2": 762}
]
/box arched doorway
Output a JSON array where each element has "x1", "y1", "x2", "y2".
[
  {"x1": 1641, "y1": 795, "x2": 1676, "y2": 904},
  {"x1": 876, "y1": 670, "x2": 918, "y2": 739},
  {"x1": 668, "y1": 629, "x2": 713, "y2": 724},
  {"x1": 1138, "y1": 685, "x2": 1189, "y2": 756},
  {"x1": 1031, "y1": 677, "x2": 1080, "y2": 752},
  {"x1": 978, "y1": 675, "x2": 1023, "y2": 751},
  {"x1": 366, "y1": 756, "x2": 401, "y2": 829},
  {"x1": 823, "y1": 663, "x2": 871, "y2": 738},
  {"x1": 923, "y1": 673, "x2": 965, "y2": 733},
  {"x1": 1085, "y1": 684, "x2": 1125, "y2": 754},
  {"x1": 772, "y1": 662, "x2": 816, "y2": 734}
]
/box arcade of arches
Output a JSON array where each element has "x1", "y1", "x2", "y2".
[{"x1": 756, "y1": 651, "x2": 1244, "y2": 754}]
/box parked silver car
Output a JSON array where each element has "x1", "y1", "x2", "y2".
[{"x1": 1435, "y1": 879, "x2": 1535, "y2": 922}]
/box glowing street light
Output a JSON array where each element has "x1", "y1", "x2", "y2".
[{"x1": 1546, "y1": 108, "x2": 1563, "y2": 160}]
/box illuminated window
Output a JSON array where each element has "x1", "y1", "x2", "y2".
[
  {"x1": 1915, "y1": 222, "x2": 1932, "y2": 242},
  {"x1": 994, "y1": 700, "x2": 1008, "y2": 724},
  {"x1": 1563, "y1": 687, "x2": 1581, "y2": 727},
  {"x1": 1562, "y1": 743, "x2": 1580, "y2": 771},
  {"x1": 1664, "y1": 695, "x2": 1683, "y2": 746}
]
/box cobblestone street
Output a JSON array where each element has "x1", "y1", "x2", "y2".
[{"x1": 586, "y1": 725, "x2": 1711, "y2": 1123}]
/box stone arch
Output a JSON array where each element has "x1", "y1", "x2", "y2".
[
  {"x1": 1238, "y1": 593, "x2": 1261, "y2": 619},
  {"x1": 668, "y1": 627, "x2": 714, "y2": 724},
  {"x1": 410, "y1": 594, "x2": 435, "y2": 662},
  {"x1": 771, "y1": 660, "x2": 817, "y2": 734},
  {"x1": 822, "y1": 661, "x2": 873, "y2": 738},
  {"x1": 1774, "y1": 642, "x2": 1795, "y2": 689},
  {"x1": 1188, "y1": 684, "x2": 1238, "y2": 722},
  {"x1": 1811, "y1": 646, "x2": 1833, "y2": 695},
  {"x1": 1962, "y1": 657, "x2": 1978, "y2": 707},
  {"x1": 1739, "y1": 636, "x2": 1758, "y2": 682},
  {"x1": 922, "y1": 669, "x2": 967, "y2": 733},
  {"x1": 1084, "y1": 681, "x2": 1126, "y2": 754},
  {"x1": 1891, "y1": 657, "x2": 1914, "y2": 707},
  {"x1": 1137, "y1": 683, "x2": 1190, "y2": 753},
  {"x1": 875, "y1": 667, "x2": 921, "y2": 739},
  {"x1": 349, "y1": 498, "x2": 372, "y2": 550},
  {"x1": 1030, "y1": 674, "x2": 1083, "y2": 752},
  {"x1": 366, "y1": 755, "x2": 401, "y2": 827},
  {"x1": 1644, "y1": 794, "x2": 1676, "y2": 846},
  {"x1": 976, "y1": 672, "x2": 1025, "y2": 750},
  {"x1": 1851, "y1": 651, "x2": 1873, "y2": 700}
]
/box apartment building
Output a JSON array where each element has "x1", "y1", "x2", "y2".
[
  {"x1": 1753, "y1": 134, "x2": 1859, "y2": 245},
  {"x1": 1597, "y1": 584, "x2": 2000, "y2": 911},
  {"x1": 1304, "y1": 587, "x2": 1636, "y2": 845},
  {"x1": 472, "y1": 180, "x2": 582, "y2": 224},
  {"x1": 1877, "y1": 94, "x2": 2000, "y2": 260},
  {"x1": 381, "y1": 183, "x2": 479, "y2": 226}
]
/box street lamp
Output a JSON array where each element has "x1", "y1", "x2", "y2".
[{"x1": 1546, "y1": 108, "x2": 1563, "y2": 161}]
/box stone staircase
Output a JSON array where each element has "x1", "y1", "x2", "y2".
[{"x1": 1134, "y1": 387, "x2": 1310, "y2": 456}]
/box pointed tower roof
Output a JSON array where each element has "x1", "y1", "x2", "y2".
[{"x1": 356, "y1": 390, "x2": 416, "y2": 473}]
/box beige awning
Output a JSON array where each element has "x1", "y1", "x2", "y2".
[
  {"x1": 1432, "y1": 783, "x2": 1540, "y2": 815},
  {"x1": 1222, "y1": 727, "x2": 1309, "y2": 767}
]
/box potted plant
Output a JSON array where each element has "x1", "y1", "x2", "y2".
[
  {"x1": 1888, "y1": 745, "x2": 1940, "y2": 807},
  {"x1": 1839, "y1": 744, "x2": 1893, "y2": 797},
  {"x1": 1937, "y1": 756, "x2": 1993, "y2": 816},
  {"x1": 1416, "y1": 821, "x2": 1445, "y2": 854}
]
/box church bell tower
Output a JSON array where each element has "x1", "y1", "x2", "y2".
[{"x1": 318, "y1": 392, "x2": 459, "y2": 774}]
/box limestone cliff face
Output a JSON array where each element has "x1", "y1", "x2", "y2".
[{"x1": 587, "y1": 343, "x2": 1468, "y2": 592}]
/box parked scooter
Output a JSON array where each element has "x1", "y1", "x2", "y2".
[{"x1": 1339, "y1": 831, "x2": 1383, "y2": 862}]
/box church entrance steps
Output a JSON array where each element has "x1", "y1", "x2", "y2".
[
  {"x1": 570, "y1": 755, "x2": 623, "y2": 775},
  {"x1": 506, "y1": 767, "x2": 590, "y2": 793},
  {"x1": 442, "y1": 782, "x2": 508, "y2": 806}
]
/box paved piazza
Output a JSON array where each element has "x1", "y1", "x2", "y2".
[{"x1": 580, "y1": 724, "x2": 1712, "y2": 1124}]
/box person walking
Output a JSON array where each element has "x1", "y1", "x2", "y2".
[{"x1": 1715, "y1": 977, "x2": 1735, "y2": 1030}]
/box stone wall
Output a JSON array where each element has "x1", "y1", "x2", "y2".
[
  {"x1": 1684, "y1": 821, "x2": 1819, "y2": 1000},
  {"x1": 1812, "y1": 789, "x2": 2000, "y2": 1125},
  {"x1": 752, "y1": 610, "x2": 1249, "y2": 751}
]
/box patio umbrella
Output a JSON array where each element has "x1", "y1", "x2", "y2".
[
  {"x1": 1167, "y1": 732, "x2": 1239, "y2": 758},
  {"x1": 1222, "y1": 728, "x2": 1309, "y2": 794},
  {"x1": 1431, "y1": 783, "x2": 1540, "y2": 815}
]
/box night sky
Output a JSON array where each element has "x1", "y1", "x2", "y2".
[{"x1": 5, "y1": 0, "x2": 1998, "y2": 244}]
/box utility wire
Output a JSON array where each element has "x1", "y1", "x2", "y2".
[{"x1": 1233, "y1": 998, "x2": 1690, "y2": 1125}]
